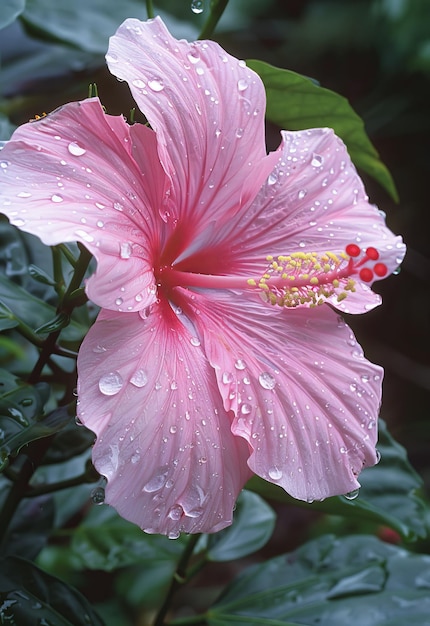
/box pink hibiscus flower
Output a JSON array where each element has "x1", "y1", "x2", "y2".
[{"x1": 0, "y1": 17, "x2": 405, "y2": 537}]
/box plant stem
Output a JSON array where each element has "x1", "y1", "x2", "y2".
[
  {"x1": 199, "y1": 0, "x2": 230, "y2": 39},
  {"x1": 146, "y1": 0, "x2": 154, "y2": 19},
  {"x1": 28, "y1": 244, "x2": 92, "y2": 384},
  {"x1": 153, "y1": 533, "x2": 202, "y2": 626}
]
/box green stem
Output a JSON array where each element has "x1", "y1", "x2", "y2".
[
  {"x1": 0, "y1": 438, "x2": 53, "y2": 548},
  {"x1": 198, "y1": 0, "x2": 230, "y2": 39},
  {"x1": 28, "y1": 244, "x2": 92, "y2": 384},
  {"x1": 24, "y1": 472, "x2": 98, "y2": 497},
  {"x1": 56, "y1": 244, "x2": 78, "y2": 268},
  {"x1": 153, "y1": 533, "x2": 202, "y2": 626},
  {"x1": 146, "y1": 0, "x2": 154, "y2": 19},
  {"x1": 51, "y1": 246, "x2": 66, "y2": 297}
]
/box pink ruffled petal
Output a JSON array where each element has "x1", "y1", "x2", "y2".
[
  {"x1": 222, "y1": 128, "x2": 405, "y2": 313},
  {"x1": 107, "y1": 17, "x2": 267, "y2": 233},
  {"x1": 188, "y1": 289, "x2": 382, "y2": 502},
  {"x1": 0, "y1": 98, "x2": 169, "y2": 312},
  {"x1": 77, "y1": 304, "x2": 251, "y2": 536}
]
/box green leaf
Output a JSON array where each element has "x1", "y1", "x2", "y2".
[
  {"x1": 209, "y1": 534, "x2": 430, "y2": 626},
  {"x1": 0, "y1": 301, "x2": 19, "y2": 330},
  {"x1": 0, "y1": 0, "x2": 25, "y2": 30},
  {"x1": 247, "y1": 419, "x2": 427, "y2": 542},
  {"x1": 71, "y1": 505, "x2": 185, "y2": 572},
  {"x1": 0, "y1": 273, "x2": 86, "y2": 343},
  {"x1": 0, "y1": 556, "x2": 105, "y2": 625},
  {"x1": 0, "y1": 114, "x2": 17, "y2": 138},
  {"x1": 1, "y1": 496, "x2": 55, "y2": 560},
  {"x1": 22, "y1": 0, "x2": 149, "y2": 53},
  {"x1": 205, "y1": 490, "x2": 275, "y2": 562},
  {"x1": 247, "y1": 59, "x2": 398, "y2": 201},
  {"x1": 0, "y1": 370, "x2": 73, "y2": 463}
]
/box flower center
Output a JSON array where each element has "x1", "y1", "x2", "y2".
[{"x1": 158, "y1": 244, "x2": 387, "y2": 309}]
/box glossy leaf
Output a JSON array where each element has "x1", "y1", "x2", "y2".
[
  {"x1": 0, "y1": 301, "x2": 18, "y2": 330},
  {"x1": 1, "y1": 496, "x2": 55, "y2": 560},
  {"x1": 247, "y1": 419, "x2": 426, "y2": 541},
  {"x1": 205, "y1": 490, "x2": 276, "y2": 562},
  {"x1": 71, "y1": 505, "x2": 185, "y2": 572},
  {"x1": 209, "y1": 534, "x2": 430, "y2": 625},
  {"x1": 248, "y1": 59, "x2": 398, "y2": 201},
  {"x1": 0, "y1": 0, "x2": 25, "y2": 30},
  {"x1": 0, "y1": 556, "x2": 104, "y2": 625},
  {"x1": 0, "y1": 273, "x2": 86, "y2": 342}
]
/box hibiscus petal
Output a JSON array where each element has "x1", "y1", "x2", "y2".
[
  {"x1": 223, "y1": 128, "x2": 405, "y2": 313},
  {"x1": 107, "y1": 16, "x2": 267, "y2": 233},
  {"x1": 189, "y1": 289, "x2": 382, "y2": 502},
  {"x1": 0, "y1": 98, "x2": 168, "y2": 312},
  {"x1": 77, "y1": 303, "x2": 251, "y2": 536}
]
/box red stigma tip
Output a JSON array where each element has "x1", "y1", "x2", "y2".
[
  {"x1": 359, "y1": 268, "x2": 374, "y2": 282},
  {"x1": 346, "y1": 243, "x2": 361, "y2": 257},
  {"x1": 374, "y1": 262, "x2": 388, "y2": 277},
  {"x1": 366, "y1": 247, "x2": 379, "y2": 260}
]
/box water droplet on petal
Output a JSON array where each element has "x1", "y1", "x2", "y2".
[
  {"x1": 68, "y1": 141, "x2": 86, "y2": 156},
  {"x1": 130, "y1": 369, "x2": 148, "y2": 387},
  {"x1": 187, "y1": 51, "x2": 200, "y2": 64},
  {"x1": 17, "y1": 191, "x2": 31, "y2": 198},
  {"x1": 222, "y1": 372, "x2": 234, "y2": 384},
  {"x1": 168, "y1": 504, "x2": 184, "y2": 520},
  {"x1": 267, "y1": 172, "x2": 278, "y2": 186},
  {"x1": 148, "y1": 79, "x2": 164, "y2": 92},
  {"x1": 51, "y1": 194, "x2": 63, "y2": 202},
  {"x1": 190, "y1": 336, "x2": 201, "y2": 347},
  {"x1": 237, "y1": 79, "x2": 249, "y2": 91},
  {"x1": 168, "y1": 530, "x2": 180, "y2": 540},
  {"x1": 91, "y1": 486, "x2": 105, "y2": 505},
  {"x1": 344, "y1": 488, "x2": 360, "y2": 500},
  {"x1": 311, "y1": 153, "x2": 324, "y2": 167},
  {"x1": 259, "y1": 371, "x2": 276, "y2": 390},
  {"x1": 268, "y1": 466, "x2": 283, "y2": 481},
  {"x1": 241, "y1": 403, "x2": 252, "y2": 415},
  {"x1": 234, "y1": 359, "x2": 246, "y2": 370},
  {"x1": 74, "y1": 229, "x2": 94, "y2": 243},
  {"x1": 120, "y1": 242, "x2": 132, "y2": 259},
  {"x1": 169, "y1": 425, "x2": 177, "y2": 434},
  {"x1": 143, "y1": 468, "x2": 169, "y2": 493},
  {"x1": 132, "y1": 79, "x2": 146, "y2": 88},
  {"x1": 99, "y1": 371, "x2": 123, "y2": 396},
  {"x1": 298, "y1": 189, "x2": 307, "y2": 200}
]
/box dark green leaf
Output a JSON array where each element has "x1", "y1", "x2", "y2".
[
  {"x1": 247, "y1": 420, "x2": 427, "y2": 541},
  {"x1": 35, "y1": 312, "x2": 70, "y2": 335},
  {"x1": 0, "y1": 556, "x2": 104, "y2": 625},
  {"x1": 209, "y1": 534, "x2": 430, "y2": 626},
  {"x1": 43, "y1": 419, "x2": 95, "y2": 464},
  {"x1": 247, "y1": 59, "x2": 398, "y2": 201},
  {"x1": 28, "y1": 263, "x2": 56, "y2": 286},
  {"x1": 1, "y1": 495, "x2": 55, "y2": 560},
  {"x1": 0, "y1": 273, "x2": 86, "y2": 342},
  {"x1": 0, "y1": 371, "x2": 73, "y2": 462},
  {"x1": 71, "y1": 505, "x2": 185, "y2": 572},
  {"x1": 205, "y1": 490, "x2": 275, "y2": 562},
  {"x1": 0, "y1": 0, "x2": 25, "y2": 30},
  {"x1": 0, "y1": 300, "x2": 18, "y2": 330}
]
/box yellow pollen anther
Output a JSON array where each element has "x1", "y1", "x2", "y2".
[
  {"x1": 247, "y1": 278, "x2": 257, "y2": 286},
  {"x1": 310, "y1": 276, "x2": 319, "y2": 285}
]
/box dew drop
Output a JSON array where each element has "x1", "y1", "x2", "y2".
[
  {"x1": 98, "y1": 371, "x2": 123, "y2": 396},
  {"x1": 237, "y1": 79, "x2": 249, "y2": 91},
  {"x1": 259, "y1": 371, "x2": 276, "y2": 390},
  {"x1": 148, "y1": 79, "x2": 164, "y2": 92},
  {"x1": 222, "y1": 372, "x2": 234, "y2": 384},
  {"x1": 131, "y1": 452, "x2": 141, "y2": 464},
  {"x1": 17, "y1": 191, "x2": 31, "y2": 198},
  {"x1": 132, "y1": 79, "x2": 146, "y2": 88},
  {"x1": 311, "y1": 153, "x2": 324, "y2": 167},
  {"x1": 187, "y1": 51, "x2": 200, "y2": 64},
  {"x1": 51, "y1": 194, "x2": 63, "y2": 203},
  {"x1": 191, "y1": 0, "x2": 204, "y2": 14},
  {"x1": 68, "y1": 141, "x2": 86, "y2": 156},
  {"x1": 169, "y1": 425, "x2": 177, "y2": 434},
  {"x1": 90, "y1": 486, "x2": 105, "y2": 505},
  {"x1": 74, "y1": 229, "x2": 94, "y2": 243},
  {"x1": 268, "y1": 466, "x2": 283, "y2": 481},
  {"x1": 298, "y1": 189, "x2": 307, "y2": 200},
  {"x1": 190, "y1": 336, "x2": 201, "y2": 347},
  {"x1": 234, "y1": 359, "x2": 246, "y2": 370},
  {"x1": 344, "y1": 488, "x2": 360, "y2": 500},
  {"x1": 168, "y1": 504, "x2": 184, "y2": 520},
  {"x1": 168, "y1": 530, "x2": 180, "y2": 540},
  {"x1": 241, "y1": 403, "x2": 252, "y2": 415},
  {"x1": 130, "y1": 369, "x2": 148, "y2": 388},
  {"x1": 120, "y1": 242, "x2": 132, "y2": 259},
  {"x1": 113, "y1": 201, "x2": 123, "y2": 211},
  {"x1": 235, "y1": 127, "x2": 244, "y2": 138},
  {"x1": 170, "y1": 380, "x2": 178, "y2": 390},
  {"x1": 143, "y1": 468, "x2": 168, "y2": 493},
  {"x1": 267, "y1": 172, "x2": 278, "y2": 186},
  {"x1": 96, "y1": 220, "x2": 104, "y2": 228}
]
